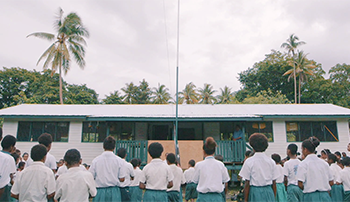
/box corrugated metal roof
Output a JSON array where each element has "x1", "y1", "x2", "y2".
[{"x1": 0, "y1": 104, "x2": 350, "y2": 119}]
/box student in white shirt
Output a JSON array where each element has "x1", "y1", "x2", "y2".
[
  {"x1": 215, "y1": 154, "x2": 229, "y2": 201},
  {"x1": 117, "y1": 148, "x2": 135, "y2": 202},
  {"x1": 89, "y1": 136, "x2": 126, "y2": 202},
  {"x1": 0, "y1": 135, "x2": 17, "y2": 201},
  {"x1": 55, "y1": 161, "x2": 86, "y2": 179},
  {"x1": 184, "y1": 159, "x2": 197, "y2": 202},
  {"x1": 140, "y1": 142, "x2": 174, "y2": 202},
  {"x1": 11, "y1": 144, "x2": 56, "y2": 201},
  {"x1": 38, "y1": 133, "x2": 57, "y2": 172},
  {"x1": 239, "y1": 133, "x2": 277, "y2": 202},
  {"x1": 283, "y1": 143, "x2": 303, "y2": 202},
  {"x1": 340, "y1": 156, "x2": 350, "y2": 201},
  {"x1": 55, "y1": 149, "x2": 97, "y2": 202},
  {"x1": 271, "y1": 154, "x2": 287, "y2": 202},
  {"x1": 297, "y1": 136, "x2": 333, "y2": 202},
  {"x1": 193, "y1": 137, "x2": 230, "y2": 202},
  {"x1": 328, "y1": 153, "x2": 344, "y2": 202},
  {"x1": 166, "y1": 153, "x2": 186, "y2": 202},
  {"x1": 129, "y1": 158, "x2": 143, "y2": 202},
  {"x1": 22, "y1": 152, "x2": 29, "y2": 168}
]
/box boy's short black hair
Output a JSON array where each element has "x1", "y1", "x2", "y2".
[
  {"x1": 38, "y1": 133, "x2": 53, "y2": 147},
  {"x1": 328, "y1": 154, "x2": 337, "y2": 163},
  {"x1": 18, "y1": 161, "x2": 25, "y2": 169},
  {"x1": 335, "y1": 151, "x2": 341, "y2": 157},
  {"x1": 343, "y1": 156, "x2": 350, "y2": 166},
  {"x1": 137, "y1": 158, "x2": 142, "y2": 166},
  {"x1": 11, "y1": 152, "x2": 19, "y2": 162},
  {"x1": 302, "y1": 136, "x2": 320, "y2": 153},
  {"x1": 64, "y1": 149, "x2": 81, "y2": 166},
  {"x1": 117, "y1": 148, "x2": 127, "y2": 158},
  {"x1": 271, "y1": 153, "x2": 281, "y2": 164},
  {"x1": 31, "y1": 144, "x2": 47, "y2": 161},
  {"x1": 188, "y1": 159, "x2": 195, "y2": 167},
  {"x1": 245, "y1": 150, "x2": 252, "y2": 157},
  {"x1": 166, "y1": 153, "x2": 176, "y2": 164},
  {"x1": 148, "y1": 142, "x2": 163, "y2": 158},
  {"x1": 215, "y1": 155, "x2": 224, "y2": 162},
  {"x1": 249, "y1": 133, "x2": 268, "y2": 152},
  {"x1": 1, "y1": 135, "x2": 16, "y2": 150},
  {"x1": 103, "y1": 136, "x2": 116, "y2": 151},
  {"x1": 287, "y1": 144, "x2": 298, "y2": 155},
  {"x1": 130, "y1": 158, "x2": 139, "y2": 168}
]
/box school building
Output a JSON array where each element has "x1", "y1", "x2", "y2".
[{"x1": 0, "y1": 104, "x2": 349, "y2": 169}]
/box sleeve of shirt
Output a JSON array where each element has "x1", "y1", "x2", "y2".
[
  {"x1": 340, "y1": 171, "x2": 345, "y2": 183},
  {"x1": 192, "y1": 167, "x2": 200, "y2": 184},
  {"x1": 181, "y1": 171, "x2": 186, "y2": 184},
  {"x1": 296, "y1": 163, "x2": 306, "y2": 182},
  {"x1": 9, "y1": 158, "x2": 17, "y2": 174},
  {"x1": 50, "y1": 157, "x2": 57, "y2": 170},
  {"x1": 86, "y1": 172, "x2": 97, "y2": 197},
  {"x1": 327, "y1": 165, "x2": 333, "y2": 181},
  {"x1": 46, "y1": 171, "x2": 56, "y2": 195},
  {"x1": 222, "y1": 166, "x2": 230, "y2": 183},
  {"x1": 10, "y1": 173, "x2": 20, "y2": 195},
  {"x1": 239, "y1": 161, "x2": 251, "y2": 181},
  {"x1": 129, "y1": 164, "x2": 135, "y2": 178},
  {"x1": 89, "y1": 161, "x2": 96, "y2": 179},
  {"x1": 167, "y1": 166, "x2": 174, "y2": 182},
  {"x1": 139, "y1": 169, "x2": 146, "y2": 183},
  {"x1": 118, "y1": 162, "x2": 127, "y2": 179},
  {"x1": 273, "y1": 164, "x2": 279, "y2": 180},
  {"x1": 54, "y1": 179, "x2": 62, "y2": 200},
  {"x1": 282, "y1": 163, "x2": 289, "y2": 177}
]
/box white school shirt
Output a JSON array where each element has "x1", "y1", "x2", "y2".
[
  {"x1": 89, "y1": 151, "x2": 127, "y2": 188},
  {"x1": 0, "y1": 151, "x2": 16, "y2": 189},
  {"x1": 193, "y1": 156, "x2": 230, "y2": 193},
  {"x1": 275, "y1": 164, "x2": 284, "y2": 183},
  {"x1": 296, "y1": 154, "x2": 333, "y2": 193},
  {"x1": 239, "y1": 152, "x2": 278, "y2": 186},
  {"x1": 119, "y1": 159, "x2": 135, "y2": 187},
  {"x1": 167, "y1": 164, "x2": 186, "y2": 192},
  {"x1": 140, "y1": 158, "x2": 174, "y2": 190},
  {"x1": 11, "y1": 162, "x2": 56, "y2": 202},
  {"x1": 55, "y1": 167, "x2": 97, "y2": 202},
  {"x1": 184, "y1": 167, "x2": 195, "y2": 183},
  {"x1": 340, "y1": 167, "x2": 350, "y2": 191},
  {"x1": 329, "y1": 163, "x2": 342, "y2": 184},
  {"x1": 283, "y1": 158, "x2": 301, "y2": 186},
  {"x1": 56, "y1": 164, "x2": 86, "y2": 178},
  {"x1": 130, "y1": 167, "x2": 143, "y2": 187}
]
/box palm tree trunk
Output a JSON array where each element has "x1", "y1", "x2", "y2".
[
  {"x1": 294, "y1": 67, "x2": 297, "y2": 104},
  {"x1": 298, "y1": 77, "x2": 301, "y2": 104},
  {"x1": 59, "y1": 64, "x2": 63, "y2": 104}
]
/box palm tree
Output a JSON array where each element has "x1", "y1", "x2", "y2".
[
  {"x1": 283, "y1": 51, "x2": 316, "y2": 103},
  {"x1": 122, "y1": 82, "x2": 138, "y2": 104},
  {"x1": 179, "y1": 82, "x2": 199, "y2": 104},
  {"x1": 198, "y1": 84, "x2": 217, "y2": 104},
  {"x1": 217, "y1": 86, "x2": 234, "y2": 104},
  {"x1": 152, "y1": 83, "x2": 172, "y2": 104},
  {"x1": 281, "y1": 34, "x2": 306, "y2": 104},
  {"x1": 27, "y1": 8, "x2": 89, "y2": 104}
]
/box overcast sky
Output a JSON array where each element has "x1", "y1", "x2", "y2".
[{"x1": 1, "y1": 0, "x2": 350, "y2": 100}]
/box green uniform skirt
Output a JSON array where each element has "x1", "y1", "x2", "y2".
[
  {"x1": 129, "y1": 186, "x2": 143, "y2": 202},
  {"x1": 248, "y1": 185, "x2": 275, "y2": 202},
  {"x1": 330, "y1": 184, "x2": 343, "y2": 202},
  {"x1": 344, "y1": 191, "x2": 350, "y2": 202},
  {"x1": 167, "y1": 190, "x2": 181, "y2": 202},
  {"x1": 197, "y1": 192, "x2": 223, "y2": 202},
  {"x1": 286, "y1": 184, "x2": 303, "y2": 202},
  {"x1": 93, "y1": 186, "x2": 121, "y2": 202},
  {"x1": 303, "y1": 191, "x2": 331, "y2": 202},
  {"x1": 143, "y1": 189, "x2": 168, "y2": 202},
  {"x1": 276, "y1": 183, "x2": 287, "y2": 202},
  {"x1": 185, "y1": 182, "x2": 198, "y2": 200}
]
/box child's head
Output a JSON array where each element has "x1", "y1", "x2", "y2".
[
  {"x1": 215, "y1": 155, "x2": 224, "y2": 162},
  {"x1": 334, "y1": 151, "x2": 341, "y2": 160},
  {"x1": 1, "y1": 135, "x2": 16, "y2": 152},
  {"x1": 31, "y1": 144, "x2": 47, "y2": 162},
  {"x1": 148, "y1": 142, "x2": 163, "y2": 158},
  {"x1": 203, "y1": 137, "x2": 217, "y2": 155},
  {"x1": 166, "y1": 153, "x2": 176, "y2": 164},
  {"x1": 343, "y1": 156, "x2": 350, "y2": 167},
  {"x1": 271, "y1": 153, "x2": 281, "y2": 164},
  {"x1": 18, "y1": 162, "x2": 25, "y2": 171},
  {"x1": 117, "y1": 148, "x2": 127, "y2": 159},
  {"x1": 245, "y1": 150, "x2": 252, "y2": 158},
  {"x1": 38, "y1": 133, "x2": 53, "y2": 151},
  {"x1": 64, "y1": 149, "x2": 81, "y2": 167},
  {"x1": 328, "y1": 153, "x2": 337, "y2": 165},
  {"x1": 11, "y1": 152, "x2": 20, "y2": 164},
  {"x1": 22, "y1": 152, "x2": 29, "y2": 161},
  {"x1": 249, "y1": 133, "x2": 268, "y2": 152},
  {"x1": 137, "y1": 158, "x2": 142, "y2": 166},
  {"x1": 188, "y1": 159, "x2": 195, "y2": 167},
  {"x1": 287, "y1": 143, "x2": 298, "y2": 157},
  {"x1": 342, "y1": 152, "x2": 347, "y2": 157},
  {"x1": 302, "y1": 136, "x2": 320, "y2": 156},
  {"x1": 103, "y1": 136, "x2": 116, "y2": 151},
  {"x1": 130, "y1": 158, "x2": 139, "y2": 168}
]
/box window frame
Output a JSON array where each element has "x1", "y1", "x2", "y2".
[
  {"x1": 245, "y1": 121, "x2": 274, "y2": 142},
  {"x1": 285, "y1": 121, "x2": 338, "y2": 142},
  {"x1": 17, "y1": 121, "x2": 70, "y2": 142}
]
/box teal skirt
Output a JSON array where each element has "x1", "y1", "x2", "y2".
[
  {"x1": 129, "y1": 186, "x2": 143, "y2": 202},
  {"x1": 330, "y1": 184, "x2": 343, "y2": 202},
  {"x1": 93, "y1": 186, "x2": 121, "y2": 202},
  {"x1": 167, "y1": 190, "x2": 181, "y2": 202},
  {"x1": 249, "y1": 185, "x2": 275, "y2": 202},
  {"x1": 303, "y1": 191, "x2": 331, "y2": 202},
  {"x1": 287, "y1": 184, "x2": 303, "y2": 202},
  {"x1": 185, "y1": 183, "x2": 198, "y2": 200},
  {"x1": 344, "y1": 191, "x2": 350, "y2": 202},
  {"x1": 276, "y1": 183, "x2": 287, "y2": 202},
  {"x1": 143, "y1": 189, "x2": 168, "y2": 202},
  {"x1": 197, "y1": 192, "x2": 223, "y2": 202}
]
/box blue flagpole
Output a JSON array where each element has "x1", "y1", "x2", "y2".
[{"x1": 174, "y1": 0, "x2": 180, "y2": 166}]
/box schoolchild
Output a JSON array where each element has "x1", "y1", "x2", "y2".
[
  {"x1": 271, "y1": 153, "x2": 287, "y2": 202},
  {"x1": 0, "y1": 135, "x2": 17, "y2": 201},
  {"x1": 341, "y1": 156, "x2": 350, "y2": 201},
  {"x1": 215, "y1": 155, "x2": 229, "y2": 201},
  {"x1": 117, "y1": 148, "x2": 135, "y2": 202},
  {"x1": 129, "y1": 158, "x2": 143, "y2": 202},
  {"x1": 328, "y1": 153, "x2": 343, "y2": 202},
  {"x1": 166, "y1": 153, "x2": 186, "y2": 202},
  {"x1": 184, "y1": 160, "x2": 197, "y2": 202},
  {"x1": 33, "y1": 133, "x2": 57, "y2": 172}
]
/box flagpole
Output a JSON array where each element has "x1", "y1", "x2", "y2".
[{"x1": 174, "y1": 0, "x2": 180, "y2": 166}]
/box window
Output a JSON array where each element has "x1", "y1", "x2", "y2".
[
  {"x1": 17, "y1": 121, "x2": 69, "y2": 142},
  {"x1": 82, "y1": 122, "x2": 107, "y2": 142},
  {"x1": 245, "y1": 122, "x2": 273, "y2": 142},
  {"x1": 286, "y1": 121, "x2": 338, "y2": 142}
]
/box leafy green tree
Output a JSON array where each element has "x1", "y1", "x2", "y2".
[
  {"x1": 103, "y1": 91, "x2": 125, "y2": 104},
  {"x1": 136, "y1": 79, "x2": 152, "y2": 104},
  {"x1": 179, "y1": 82, "x2": 199, "y2": 104},
  {"x1": 65, "y1": 84, "x2": 99, "y2": 104},
  {"x1": 198, "y1": 84, "x2": 217, "y2": 104},
  {"x1": 27, "y1": 8, "x2": 89, "y2": 104},
  {"x1": 281, "y1": 34, "x2": 306, "y2": 104},
  {"x1": 242, "y1": 89, "x2": 290, "y2": 104},
  {"x1": 122, "y1": 82, "x2": 137, "y2": 104},
  {"x1": 217, "y1": 86, "x2": 238, "y2": 104},
  {"x1": 152, "y1": 84, "x2": 172, "y2": 104}
]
